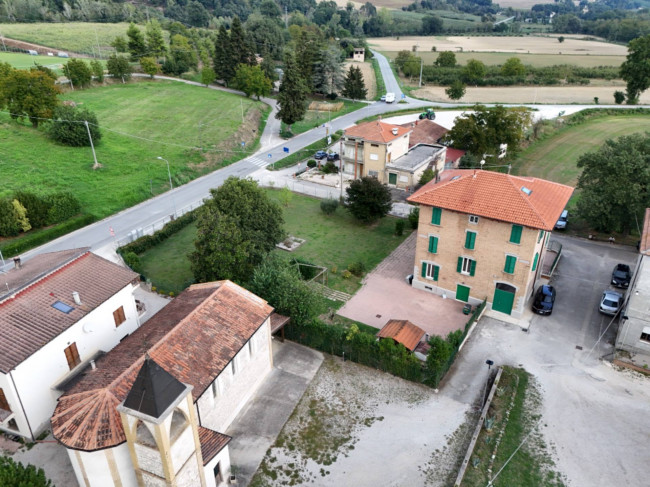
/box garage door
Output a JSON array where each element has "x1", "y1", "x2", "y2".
[
  {"x1": 493, "y1": 283, "x2": 516, "y2": 315},
  {"x1": 388, "y1": 173, "x2": 397, "y2": 185},
  {"x1": 456, "y1": 284, "x2": 470, "y2": 302}
]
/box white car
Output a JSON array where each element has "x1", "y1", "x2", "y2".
[{"x1": 385, "y1": 92, "x2": 395, "y2": 103}]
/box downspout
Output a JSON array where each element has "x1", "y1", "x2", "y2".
[
  {"x1": 354, "y1": 140, "x2": 358, "y2": 179},
  {"x1": 9, "y1": 370, "x2": 34, "y2": 440}
]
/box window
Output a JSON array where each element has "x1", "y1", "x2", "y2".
[
  {"x1": 465, "y1": 231, "x2": 476, "y2": 250},
  {"x1": 211, "y1": 379, "x2": 219, "y2": 399},
  {"x1": 0, "y1": 388, "x2": 10, "y2": 412},
  {"x1": 421, "y1": 262, "x2": 439, "y2": 281},
  {"x1": 113, "y1": 306, "x2": 126, "y2": 327},
  {"x1": 64, "y1": 343, "x2": 81, "y2": 370},
  {"x1": 538, "y1": 230, "x2": 544, "y2": 243},
  {"x1": 52, "y1": 301, "x2": 74, "y2": 314},
  {"x1": 532, "y1": 252, "x2": 539, "y2": 272},
  {"x1": 504, "y1": 255, "x2": 517, "y2": 274},
  {"x1": 431, "y1": 207, "x2": 442, "y2": 225},
  {"x1": 457, "y1": 257, "x2": 476, "y2": 276},
  {"x1": 509, "y1": 224, "x2": 523, "y2": 244},
  {"x1": 428, "y1": 236, "x2": 438, "y2": 253},
  {"x1": 231, "y1": 357, "x2": 237, "y2": 376},
  {"x1": 371, "y1": 143, "x2": 379, "y2": 147},
  {"x1": 640, "y1": 332, "x2": 650, "y2": 343},
  {"x1": 469, "y1": 215, "x2": 479, "y2": 224}
]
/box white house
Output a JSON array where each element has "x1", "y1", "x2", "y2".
[
  {"x1": 0, "y1": 248, "x2": 140, "y2": 440},
  {"x1": 51, "y1": 280, "x2": 276, "y2": 487}
]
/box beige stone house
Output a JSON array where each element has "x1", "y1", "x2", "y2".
[{"x1": 407, "y1": 170, "x2": 573, "y2": 317}]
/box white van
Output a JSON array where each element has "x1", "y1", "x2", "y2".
[
  {"x1": 385, "y1": 92, "x2": 395, "y2": 103},
  {"x1": 58, "y1": 52, "x2": 69, "y2": 58}
]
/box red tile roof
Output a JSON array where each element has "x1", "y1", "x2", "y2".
[
  {"x1": 51, "y1": 281, "x2": 272, "y2": 452},
  {"x1": 445, "y1": 148, "x2": 466, "y2": 164},
  {"x1": 399, "y1": 119, "x2": 448, "y2": 147},
  {"x1": 344, "y1": 121, "x2": 410, "y2": 144},
  {"x1": 407, "y1": 169, "x2": 574, "y2": 231},
  {"x1": 198, "y1": 426, "x2": 231, "y2": 465},
  {"x1": 377, "y1": 319, "x2": 425, "y2": 351},
  {"x1": 0, "y1": 251, "x2": 138, "y2": 373},
  {"x1": 640, "y1": 208, "x2": 650, "y2": 256}
]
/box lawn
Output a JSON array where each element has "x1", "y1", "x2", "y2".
[
  {"x1": 0, "y1": 22, "x2": 130, "y2": 55},
  {"x1": 0, "y1": 80, "x2": 269, "y2": 218},
  {"x1": 0, "y1": 52, "x2": 67, "y2": 71},
  {"x1": 136, "y1": 190, "x2": 412, "y2": 295},
  {"x1": 281, "y1": 99, "x2": 366, "y2": 136}
]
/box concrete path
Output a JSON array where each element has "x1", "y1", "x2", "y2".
[{"x1": 225, "y1": 340, "x2": 324, "y2": 487}]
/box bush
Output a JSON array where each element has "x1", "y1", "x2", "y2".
[
  {"x1": 12, "y1": 199, "x2": 31, "y2": 232},
  {"x1": 49, "y1": 105, "x2": 101, "y2": 147},
  {"x1": 347, "y1": 261, "x2": 366, "y2": 277},
  {"x1": 418, "y1": 168, "x2": 435, "y2": 186},
  {"x1": 122, "y1": 252, "x2": 142, "y2": 274},
  {"x1": 408, "y1": 207, "x2": 419, "y2": 229},
  {"x1": 307, "y1": 159, "x2": 317, "y2": 168},
  {"x1": 346, "y1": 176, "x2": 392, "y2": 224},
  {"x1": 342, "y1": 270, "x2": 352, "y2": 279},
  {"x1": 395, "y1": 220, "x2": 405, "y2": 236},
  {"x1": 0, "y1": 198, "x2": 20, "y2": 237},
  {"x1": 322, "y1": 161, "x2": 339, "y2": 174},
  {"x1": 45, "y1": 192, "x2": 82, "y2": 224},
  {"x1": 117, "y1": 210, "x2": 197, "y2": 255},
  {"x1": 0, "y1": 456, "x2": 52, "y2": 487},
  {"x1": 614, "y1": 91, "x2": 625, "y2": 104},
  {"x1": 13, "y1": 191, "x2": 48, "y2": 228},
  {"x1": 320, "y1": 198, "x2": 339, "y2": 215}
]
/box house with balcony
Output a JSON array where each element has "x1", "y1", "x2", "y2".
[
  {"x1": 407, "y1": 170, "x2": 573, "y2": 317},
  {"x1": 0, "y1": 248, "x2": 140, "y2": 440}
]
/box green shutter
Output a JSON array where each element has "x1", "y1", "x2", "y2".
[
  {"x1": 428, "y1": 236, "x2": 438, "y2": 253},
  {"x1": 457, "y1": 257, "x2": 463, "y2": 273},
  {"x1": 465, "y1": 231, "x2": 476, "y2": 250},
  {"x1": 510, "y1": 225, "x2": 522, "y2": 244},
  {"x1": 421, "y1": 262, "x2": 427, "y2": 278},
  {"x1": 538, "y1": 230, "x2": 544, "y2": 243},
  {"x1": 504, "y1": 255, "x2": 516, "y2": 274},
  {"x1": 433, "y1": 265, "x2": 439, "y2": 281},
  {"x1": 431, "y1": 207, "x2": 441, "y2": 225},
  {"x1": 469, "y1": 259, "x2": 476, "y2": 276},
  {"x1": 532, "y1": 252, "x2": 539, "y2": 272}
]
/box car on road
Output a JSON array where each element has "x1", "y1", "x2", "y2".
[
  {"x1": 380, "y1": 95, "x2": 386, "y2": 102},
  {"x1": 599, "y1": 290, "x2": 622, "y2": 315},
  {"x1": 385, "y1": 92, "x2": 395, "y2": 103},
  {"x1": 314, "y1": 150, "x2": 328, "y2": 160},
  {"x1": 327, "y1": 152, "x2": 339, "y2": 161},
  {"x1": 554, "y1": 210, "x2": 568, "y2": 230},
  {"x1": 611, "y1": 263, "x2": 632, "y2": 288},
  {"x1": 532, "y1": 285, "x2": 556, "y2": 315}
]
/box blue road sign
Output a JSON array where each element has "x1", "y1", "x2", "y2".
[
  {"x1": 283, "y1": 147, "x2": 290, "y2": 153},
  {"x1": 401, "y1": 93, "x2": 406, "y2": 99},
  {"x1": 268, "y1": 153, "x2": 272, "y2": 158},
  {"x1": 241, "y1": 141, "x2": 245, "y2": 147}
]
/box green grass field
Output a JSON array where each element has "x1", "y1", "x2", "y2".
[
  {"x1": 0, "y1": 80, "x2": 268, "y2": 218},
  {"x1": 138, "y1": 190, "x2": 412, "y2": 294},
  {"x1": 0, "y1": 22, "x2": 129, "y2": 54},
  {"x1": 383, "y1": 51, "x2": 625, "y2": 68},
  {"x1": 0, "y1": 52, "x2": 66, "y2": 70},
  {"x1": 281, "y1": 100, "x2": 367, "y2": 136}
]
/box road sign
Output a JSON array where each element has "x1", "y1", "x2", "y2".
[
  {"x1": 327, "y1": 136, "x2": 331, "y2": 145},
  {"x1": 241, "y1": 141, "x2": 245, "y2": 147},
  {"x1": 283, "y1": 147, "x2": 290, "y2": 153},
  {"x1": 268, "y1": 153, "x2": 272, "y2": 158},
  {"x1": 401, "y1": 93, "x2": 406, "y2": 99}
]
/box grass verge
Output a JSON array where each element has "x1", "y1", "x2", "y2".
[
  {"x1": 280, "y1": 100, "x2": 366, "y2": 136},
  {"x1": 266, "y1": 132, "x2": 341, "y2": 171},
  {"x1": 371, "y1": 56, "x2": 386, "y2": 101}
]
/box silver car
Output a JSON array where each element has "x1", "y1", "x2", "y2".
[{"x1": 599, "y1": 290, "x2": 622, "y2": 315}]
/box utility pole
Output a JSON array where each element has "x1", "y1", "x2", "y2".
[
  {"x1": 0, "y1": 29, "x2": 6, "y2": 51},
  {"x1": 419, "y1": 58, "x2": 423, "y2": 88},
  {"x1": 240, "y1": 98, "x2": 244, "y2": 123},
  {"x1": 85, "y1": 121, "x2": 100, "y2": 170},
  {"x1": 95, "y1": 30, "x2": 101, "y2": 59},
  {"x1": 339, "y1": 139, "x2": 344, "y2": 202}
]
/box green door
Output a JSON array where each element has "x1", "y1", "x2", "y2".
[
  {"x1": 388, "y1": 172, "x2": 398, "y2": 185},
  {"x1": 493, "y1": 283, "x2": 516, "y2": 315},
  {"x1": 456, "y1": 284, "x2": 470, "y2": 302}
]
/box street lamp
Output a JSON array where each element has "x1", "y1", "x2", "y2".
[{"x1": 156, "y1": 156, "x2": 176, "y2": 217}]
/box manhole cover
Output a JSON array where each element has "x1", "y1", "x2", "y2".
[{"x1": 575, "y1": 345, "x2": 583, "y2": 350}]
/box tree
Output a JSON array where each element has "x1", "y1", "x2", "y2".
[
  {"x1": 501, "y1": 57, "x2": 525, "y2": 77},
  {"x1": 11, "y1": 199, "x2": 31, "y2": 232},
  {"x1": 0, "y1": 199, "x2": 19, "y2": 237},
  {"x1": 313, "y1": 45, "x2": 345, "y2": 96},
  {"x1": 165, "y1": 34, "x2": 198, "y2": 76},
  {"x1": 614, "y1": 90, "x2": 625, "y2": 104},
  {"x1": 186, "y1": 0, "x2": 210, "y2": 28},
  {"x1": 126, "y1": 22, "x2": 147, "y2": 61},
  {"x1": 145, "y1": 19, "x2": 167, "y2": 59},
  {"x1": 422, "y1": 15, "x2": 443, "y2": 35},
  {"x1": 0, "y1": 456, "x2": 52, "y2": 487},
  {"x1": 260, "y1": 0, "x2": 282, "y2": 19},
  {"x1": 140, "y1": 57, "x2": 159, "y2": 78},
  {"x1": 445, "y1": 80, "x2": 466, "y2": 101},
  {"x1": 201, "y1": 66, "x2": 216, "y2": 87},
  {"x1": 558, "y1": 36, "x2": 565, "y2": 43},
  {"x1": 229, "y1": 16, "x2": 255, "y2": 68},
  {"x1": 620, "y1": 34, "x2": 650, "y2": 104},
  {"x1": 89, "y1": 59, "x2": 104, "y2": 83},
  {"x1": 0, "y1": 68, "x2": 60, "y2": 127},
  {"x1": 462, "y1": 59, "x2": 486, "y2": 84},
  {"x1": 48, "y1": 105, "x2": 101, "y2": 147},
  {"x1": 191, "y1": 177, "x2": 285, "y2": 284},
  {"x1": 276, "y1": 54, "x2": 308, "y2": 131},
  {"x1": 234, "y1": 64, "x2": 272, "y2": 99},
  {"x1": 576, "y1": 133, "x2": 650, "y2": 234},
  {"x1": 435, "y1": 51, "x2": 456, "y2": 67},
  {"x1": 111, "y1": 35, "x2": 128, "y2": 53},
  {"x1": 63, "y1": 59, "x2": 92, "y2": 89},
  {"x1": 106, "y1": 54, "x2": 132, "y2": 83},
  {"x1": 259, "y1": 47, "x2": 277, "y2": 82},
  {"x1": 294, "y1": 28, "x2": 323, "y2": 91},
  {"x1": 213, "y1": 25, "x2": 233, "y2": 85},
  {"x1": 342, "y1": 65, "x2": 367, "y2": 100},
  {"x1": 443, "y1": 104, "x2": 532, "y2": 158},
  {"x1": 345, "y1": 176, "x2": 392, "y2": 224}
]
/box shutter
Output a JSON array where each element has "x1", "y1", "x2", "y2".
[
  {"x1": 431, "y1": 207, "x2": 441, "y2": 225},
  {"x1": 510, "y1": 225, "x2": 522, "y2": 244},
  {"x1": 504, "y1": 255, "x2": 516, "y2": 274},
  {"x1": 457, "y1": 257, "x2": 463, "y2": 273},
  {"x1": 532, "y1": 252, "x2": 539, "y2": 271},
  {"x1": 433, "y1": 265, "x2": 439, "y2": 281},
  {"x1": 428, "y1": 236, "x2": 438, "y2": 253},
  {"x1": 469, "y1": 259, "x2": 476, "y2": 276},
  {"x1": 421, "y1": 262, "x2": 427, "y2": 278},
  {"x1": 538, "y1": 230, "x2": 544, "y2": 243},
  {"x1": 465, "y1": 231, "x2": 476, "y2": 250}
]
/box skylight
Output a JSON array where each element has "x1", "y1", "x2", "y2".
[
  {"x1": 451, "y1": 175, "x2": 461, "y2": 181},
  {"x1": 52, "y1": 301, "x2": 74, "y2": 314},
  {"x1": 521, "y1": 186, "x2": 532, "y2": 196}
]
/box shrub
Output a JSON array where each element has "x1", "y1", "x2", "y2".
[
  {"x1": 614, "y1": 91, "x2": 625, "y2": 104},
  {"x1": 322, "y1": 161, "x2": 339, "y2": 174},
  {"x1": 12, "y1": 199, "x2": 31, "y2": 232},
  {"x1": 89, "y1": 59, "x2": 104, "y2": 83},
  {"x1": 0, "y1": 198, "x2": 20, "y2": 237},
  {"x1": 346, "y1": 176, "x2": 392, "y2": 224},
  {"x1": 342, "y1": 270, "x2": 352, "y2": 279},
  {"x1": 418, "y1": 168, "x2": 435, "y2": 186},
  {"x1": 45, "y1": 192, "x2": 82, "y2": 224},
  {"x1": 347, "y1": 261, "x2": 365, "y2": 277},
  {"x1": 13, "y1": 191, "x2": 48, "y2": 228},
  {"x1": 118, "y1": 210, "x2": 197, "y2": 255},
  {"x1": 320, "y1": 198, "x2": 339, "y2": 215},
  {"x1": 122, "y1": 252, "x2": 142, "y2": 274},
  {"x1": 408, "y1": 207, "x2": 419, "y2": 229},
  {"x1": 49, "y1": 105, "x2": 101, "y2": 147},
  {"x1": 307, "y1": 159, "x2": 317, "y2": 168},
  {"x1": 395, "y1": 220, "x2": 405, "y2": 236}
]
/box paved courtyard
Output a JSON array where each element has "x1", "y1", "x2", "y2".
[{"x1": 338, "y1": 232, "x2": 469, "y2": 336}]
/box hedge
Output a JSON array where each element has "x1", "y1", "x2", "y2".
[
  {"x1": 0, "y1": 214, "x2": 97, "y2": 258},
  {"x1": 117, "y1": 210, "x2": 197, "y2": 256}
]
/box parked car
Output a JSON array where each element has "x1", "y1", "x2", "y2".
[
  {"x1": 380, "y1": 95, "x2": 386, "y2": 102},
  {"x1": 327, "y1": 152, "x2": 339, "y2": 161},
  {"x1": 314, "y1": 150, "x2": 328, "y2": 160},
  {"x1": 599, "y1": 290, "x2": 622, "y2": 315},
  {"x1": 554, "y1": 210, "x2": 568, "y2": 230},
  {"x1": 532, "y1": 285, "x2": 556, "y2": 315},
  {"x1": 611, "y1": 263, "x2": 632, "y2": 288},
  {"x1": 385, "y1": 92, "x2": 395, "y2": 103}
]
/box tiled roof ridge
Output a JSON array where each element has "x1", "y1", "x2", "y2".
[
  {"x1": 504, "y1": 173, "x2": 547, "y2": 228},
  {"x1": 0, "y1": 251, "x2": 91, "y2": 307}
]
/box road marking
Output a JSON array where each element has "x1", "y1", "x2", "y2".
[{"x1": 248, "y1": 156, "x2": 270, "y2": 168}]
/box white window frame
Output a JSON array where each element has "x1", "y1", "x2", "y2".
[
  {"x1": 460, "y1": 257, "x2": 473, "y2": 276},
  {"x1": 424, "y1": 262, "x2": 438, "y2": 280},
  {"x1": 211, "y1": 378, "x2": 220, "y2": 399},
  {"x1": 468, "y1": 215, "x2": 479, "y2": 224}
]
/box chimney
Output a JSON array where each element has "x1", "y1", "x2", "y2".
[
  {"x1": 72, "y1": 291, "x2": 82, "y2": 305},
  {"x1": 13, "y1": 257, "x2": 21, "y2": 269},
  {"x1": 411, "y1": 122, "x2": 415, "y2": 128},
  {"x1": 392, "y1": 128, "x2": 398, "y2": 136}
]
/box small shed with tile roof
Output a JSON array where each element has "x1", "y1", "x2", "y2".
[{"x1": 377, "y1": 319, "x2": 426, "y2": 352}]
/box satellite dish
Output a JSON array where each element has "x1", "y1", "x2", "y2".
[{"x1": 480, "y1": 159, "x2": 486, "y2": 167}]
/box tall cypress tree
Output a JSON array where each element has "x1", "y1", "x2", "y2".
[
  {"x1": 214, "y1": 24, "x2": 234, "y2": 85},
  {"x1": 126, "y1": 23, "x2": 147, "y2": 61},
  {"x1": 342, "y1": 65, "x2": 367, "y2": 101},
  {"x1": 294, "y1": 30, "x2": 321, "y2": 92},
  {"x1": 229, "y1": 16, "x2": 255, "y2": 67},
  {"x1": 276, "y1": 54, "x2": 308, "y2": 131},
  {"x1": 145, "y1": 19, "x2": 167, "y2": 59}
]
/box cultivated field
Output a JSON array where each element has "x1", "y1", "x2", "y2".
[
  {"x1": 369, "y1": 35, "x2": 628, "y2": 56},
  {"x1": 0, "y1": 22, "x2": 129, "y2": 55},
  {"x1": 0, "y1": 81, "x2": 267, "y2": 218},
  {"x1": 343, "y1": 60, "x2": 377, "y2": 99}
]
